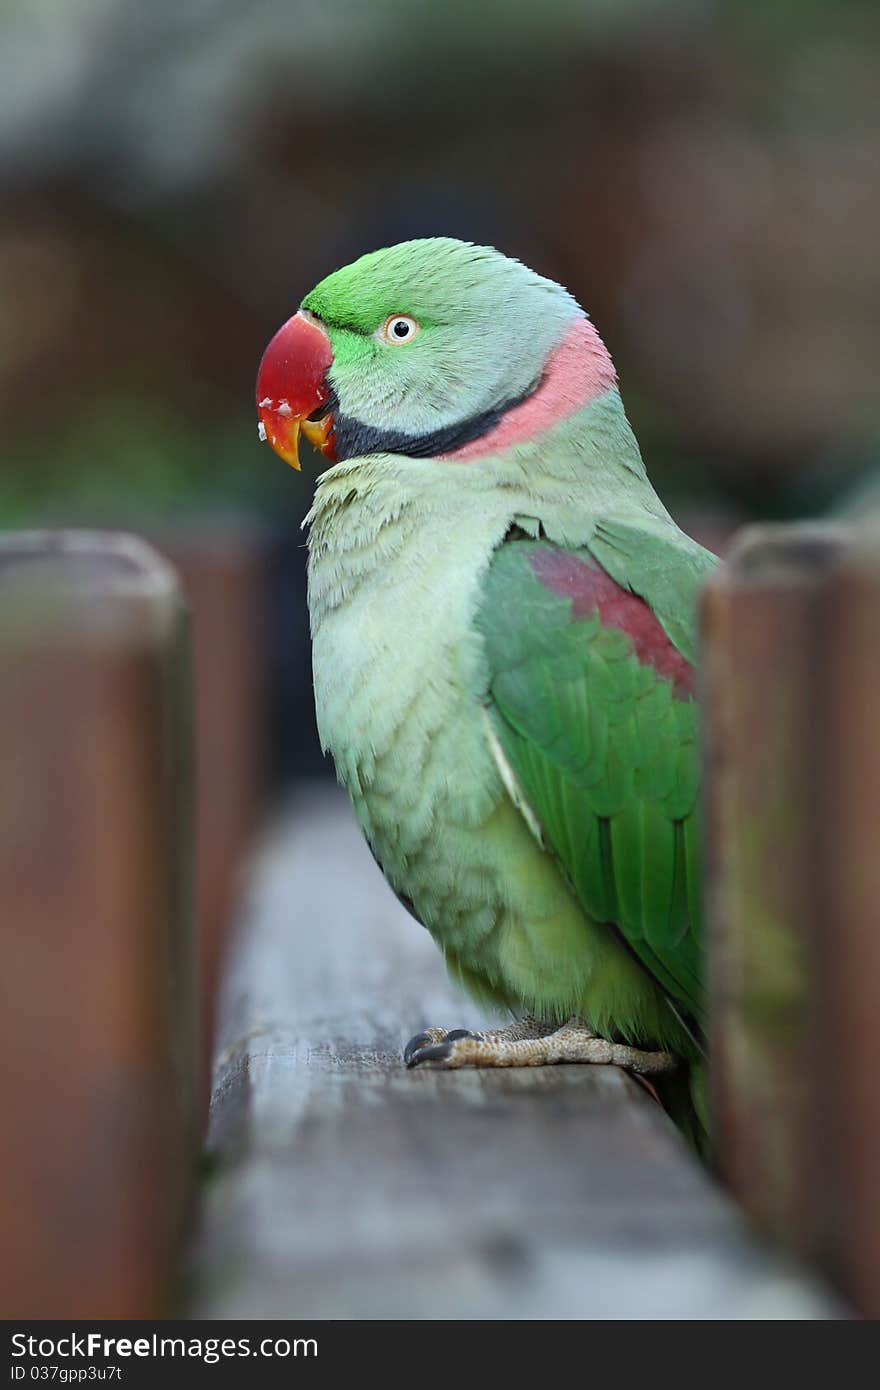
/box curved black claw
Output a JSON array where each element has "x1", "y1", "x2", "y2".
[
  {"x1": 404, "y1": 1027, "x2": 478, "y2": 1069},
  {"x1": 403, "y1": 1032, "x2": 434, "y2": 1067},
  {"x1": 407, "y1": 1042, "x2": 453, "y2": 1068}
]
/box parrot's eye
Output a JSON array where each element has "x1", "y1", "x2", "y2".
[{"x1": 377, "y1": 314, "x2": 420, "y2": 346}]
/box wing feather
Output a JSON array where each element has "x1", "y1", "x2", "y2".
[{"x1": 477, "y1": 532, "x2": 714, "y2": 1029}]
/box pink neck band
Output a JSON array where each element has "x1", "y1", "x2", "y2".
[{"x1": 440, "y1": 317, "x2": 616, "y2": 462}]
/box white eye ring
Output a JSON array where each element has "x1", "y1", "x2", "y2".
[{"x1": 377, "y1": 313, "x2": 420, "y2": 345}]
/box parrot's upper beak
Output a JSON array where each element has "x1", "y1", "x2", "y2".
[{"x1": 256, "y1": 309, "x2": 336, "y2": 470}]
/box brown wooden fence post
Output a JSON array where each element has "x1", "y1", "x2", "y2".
[
  {"x1": 0, "y1": 531, "x2": 198, "y2": 1318},
  {"x1": 153, "y1": 524, "x2": 267, "y2": 1109},
  {"x1": 701, "y1": 522, "x2": 880, "y2": 1317},
  {"x1": 812, "y1": 533, "x2": 880, "y2": 1318}
]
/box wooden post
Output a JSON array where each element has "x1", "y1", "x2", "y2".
[
  {"x1": 702, "y1": 522, "x2": 880, "y2": 1317},
  {"x1": 812, "y1": 534, "x2": 880, "y2": 1318},
  {"x1": 153, "y1": 524, "x2": 267, "y2": 1105},
  {"x1": 0, "y1": 531, "x2": 198, "y2": 1319}
]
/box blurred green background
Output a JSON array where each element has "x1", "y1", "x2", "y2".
[{"x1": 1, "y1": 0, "x2": 877, "y2": 527}]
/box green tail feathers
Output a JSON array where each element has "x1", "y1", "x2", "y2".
[{"x1": 655, "y1": 1058, "x2": 713, "y2": 1163}]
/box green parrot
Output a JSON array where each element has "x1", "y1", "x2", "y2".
[{"x1": 256, "y1": 238, "x2": 717, "y2": 1150}]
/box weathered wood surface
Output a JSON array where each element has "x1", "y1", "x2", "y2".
[
  {"x1": 190, "y1": 785, "x2": 839, "y2": 1320},
  {"x1": 0, "y1": 530, "x2": 199, "y2": 1319},
  {"x1": 702, "y1": 522, "x2": 880, "y2": 1318}
]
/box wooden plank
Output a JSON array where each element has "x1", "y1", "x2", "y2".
[
  {"x1": 189, "y1": 785, "x2": 839, "y2": 1319},
  {"x1": 0, "y1": 530, "x2": 199, "y2": 1319},
  {"x1": 702, "y1": 522, "x2": 880, "y2": 1318}
]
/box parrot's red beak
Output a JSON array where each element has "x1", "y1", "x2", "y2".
[{"x1": 256, "y1": 309, "x2": 336, "y2": 470}]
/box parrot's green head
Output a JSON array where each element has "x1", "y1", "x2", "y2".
[{"x1": 256, "y1": 238, "x2": 616, "y2": 470}]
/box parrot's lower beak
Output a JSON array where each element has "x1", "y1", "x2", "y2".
[{"x1": 256, "y1": 309, "x2": 336, "y2": 470}]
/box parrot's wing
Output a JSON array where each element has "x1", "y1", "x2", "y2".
[{"x1": 476, "y1": 530, "x2": 716, "y2": 1034}]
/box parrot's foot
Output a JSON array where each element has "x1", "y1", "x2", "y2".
[
  {"x1": 403, "y1": 1015, "x2": 553, "y2": 1067},
  {"x1": 404, "y1": 1017, "x2": 676, "y2": 1075}
]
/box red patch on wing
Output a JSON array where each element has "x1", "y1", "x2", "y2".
[{"x1": 530, "y1": 549, "x2": 695, "y2": 699}]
